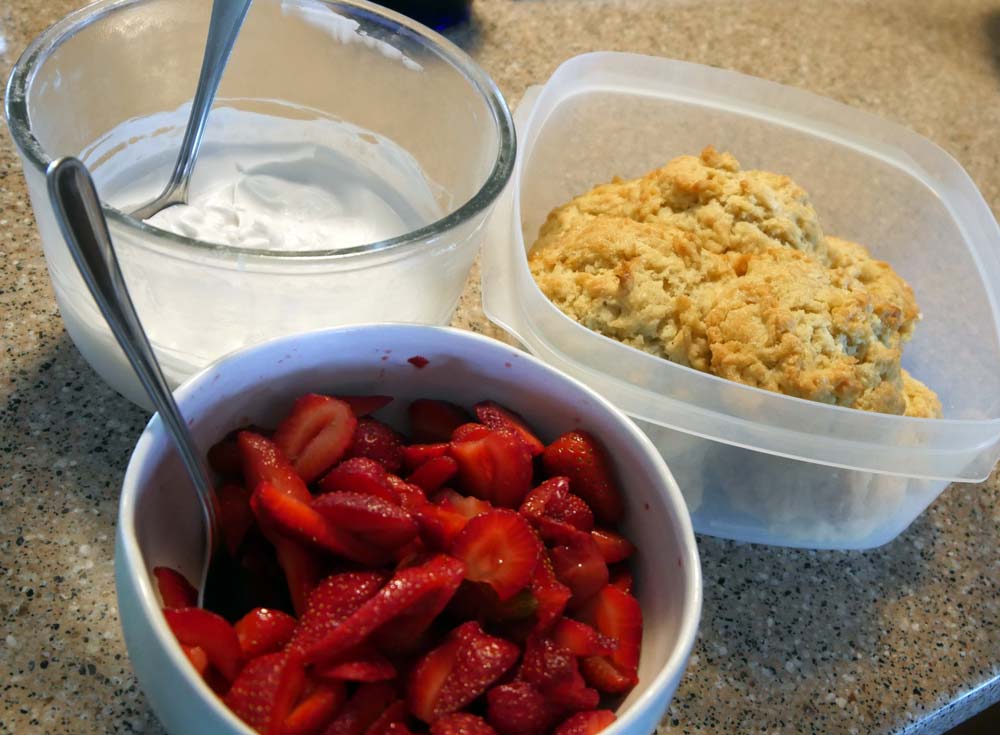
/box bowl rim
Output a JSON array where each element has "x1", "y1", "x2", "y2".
[
  {"x1": 116, "y1": 323, "x2": 703, "y2": 735},
  {"x1": 4, "y1": 0, "x2": 516, "y2": 261}
]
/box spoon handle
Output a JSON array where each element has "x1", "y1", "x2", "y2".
[
  {"x1": 130, "y1": 0, "x2": 254, "y2": 220},
  {"x1": 47, "y1": 157, "x2": 218, "y2": 554}
]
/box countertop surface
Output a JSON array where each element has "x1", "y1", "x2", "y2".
[{"x1": 2, "y1": 1, "x2": 999, "y2": 734}]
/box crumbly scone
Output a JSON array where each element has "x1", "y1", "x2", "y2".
[{"x1": 528, "y1": 147, "x2": 940, "y2": 416}]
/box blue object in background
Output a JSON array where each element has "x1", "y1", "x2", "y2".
[{"x1": 375, "y1": 0, "x2": 470, "y2": 30}]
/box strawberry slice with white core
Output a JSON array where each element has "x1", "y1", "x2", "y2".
[
  {"x1": 450, "y1": 432, "x2": 533, "y2": 508},
  {"x1": 451, "y1": 510, "x2": 541, "y2": 601},
  {"x1": 273, "y1": 394, "x2": 358, "y2": 483}
]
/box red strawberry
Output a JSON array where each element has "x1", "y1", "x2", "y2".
[
  {"x1": 252, "y1": 481, "x2": 387, "y2": 566},
  {"x1": 153, "y1": 566, "x2": 197, "y2": 609},
  {"x1": 529, "y1": 554, "x2": 571, "y2": 633},
  {"x1": 450, "y1": 432, "x2": 533, "y2": 508},
  {"x1": 446, "y1": 582, "x2": 538, "y2": 625},
  {"x1": 274, "y1": 538, "x2": 325, "y2": 617},
  {"x1": 433, "y1": 489, "x2": 492, "y2": 519},
  {"x1": 318, "y1": 458, "x2": 400, "y2": 504},
  {"x1": 589, "y1": 530, "x2": 634, "y2": 564},
  {"x1": 401, "y1": 443, "x2": 451, "y2": 472},
  {"x1": 541, "y1": 432, "x2": 623, "y2": 524},
  {"x1": 407, "y1": 621, "x2": 519, "y2": 723},
  {"x1": 282, "y1": 681, "x2": 346, "y2": 735},
  {"x1": 322, "y1": 681, "x2": 398, "y2": 735},
  {"x1": 216, "y1": 483, "x2": 255, "y2": 557},
  {"x1": 608, "y1": 567, "x2": 633, "y2": 594},
  {"x1": 577, "y1": 585, "x2": 642, "y2": 694},
  {"x1": 290, "y1": 571, "x2": 387, "y2": 654},
  {"x1": 348, "y1": 418, "x2": 405, "y2": 474},
  {"x1": 312, "y1": 492, "x2": 419, "y2": 552},
  {"x1": 409, "y1": 400, "x2": 470, "y2": 443},
  {"x1": 273, "y1": 394, "x2": 358, "y2": 483},
  {"x1": 182, "y1": 644, "x2": 209, "y2": 677},
  {"x1": 314, "y1": 645, "x2": 397, "y2": 683},
  {"x1": 363, "y1": 700, "x2": 409, "y2": 735},
  {"x1": 474, "y1": 401, "x2": 545, "y2": 457},
  {"x1": 519, "y1": 478, "x2": 593, "y2": 545},
  {"x1": 450, "y1": 423, "x2": 491, "y2": 443},
  {"x1": 552, "y1": 619, "x2": 617, "y2": 657},
  {"x1": 518, "y1": 637, "x2": 598, "y2": 712},
  {"x1": 338, "y1": 395, "x2": 393, "y2": 417},
  {"x1": 411, "y1": 502, "x2": 469, "y2": 551},
  {"x1": 224, "y1": 652, "x2": 306, "y2": 735},
  {"x1": 451, "y1": 510, "x2": 540, "y2": 601},
  {"x1": 385, "y1": 475, "x2": 429, "y2": 512},
  {"x1": 431, "y1": 713, "x2": 498, "y2": 735},
  {"x1": 552, "y1": 711, "x2": 615, "y2": 735},
  {"x1": 240, "y1": 432, "x2": 312, "y2": 503},
  {"x1": 486, "y1": 682, "x2": 556, "y2": 735},
  {"x1": 550, "y1": 536, "x2": 608, "y2": 606},
  {"x1": 163, "y1": 607, "x2": 243, "y2": 682},
  {"x1": 407, "y1": 455, "x2": 458, "y2": 493},
  {"x1": 235, "y1": 607, "x2": 298, "y2": 658},
  {"x1": 302, "y1": 555, "x2": 465, "y2": 665}
]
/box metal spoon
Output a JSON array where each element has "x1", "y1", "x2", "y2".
[
  {"x1": 129, "y1": 0, "x2": 253, "y2": 221},
  {"x1": 48, "y1": 156, "x2": 218, "y2": 605}
]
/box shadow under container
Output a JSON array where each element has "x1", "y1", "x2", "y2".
[
  {"x1": 482, "y1": 53, "x2": 1000, "y2": 550},
  {"x1": 6, "y1": 0, "x2": 514, "y2": 408}
]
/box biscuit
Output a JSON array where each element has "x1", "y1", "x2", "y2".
[{"x1": 528, "y1": 147, "x2": 940, "y2": 418}]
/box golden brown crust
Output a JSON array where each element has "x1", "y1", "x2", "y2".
[{"x1": 528, "y1": 147, "x2": 939, "y2": 417}]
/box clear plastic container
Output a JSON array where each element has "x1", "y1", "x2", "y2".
[{"x1": 482, "y1": 52, "x2": 1000, "y2": 549}]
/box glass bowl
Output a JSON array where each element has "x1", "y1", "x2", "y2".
[{"x1": 5, "y1": 0, "x2": 515, "y2": 407}]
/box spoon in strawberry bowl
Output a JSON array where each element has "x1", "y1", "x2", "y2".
[{"x1": 47, "y1": 156, "x2": 218, "y2": 605}]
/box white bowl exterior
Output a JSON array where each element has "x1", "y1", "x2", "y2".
[{"x1": 117, "y1": 324, "x2": 702, "y2": 735}]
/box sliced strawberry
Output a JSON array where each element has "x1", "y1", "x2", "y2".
[
  {"x1": 272, "y1": 394, "x2": 358, "y2": 483},
  {"x1": 401, "y1": 443, "x2": 451, "y2": 472},
  {"x1": 551, "y1": 711, "x2": 616, "y2": 735},
  {"x1": 290, "y1": 571, "x2": 387, "y2": 654},
  {"x1": 275, "y1": 538, "x2": 325, "y2": 617},
  {"x1": 529, "y1": 554, "x2": 571, "y2": 633},
  {"x1": 474, "y1": 401, "x2": 545, "y2": 457},
  {"x1": 407, "y1": 621, "x2": 519, "y2": 723},
  {"x1": 589, "y1": 529, "x2": 634, "y2": 564},
  {"x1": 240, "y1": 431, "x2": 312, "y2": 503},
  {"x1": 225, "y1": 652, "x2": 306, "y2": 735},
  {"x1": 431, "y1": 713, "x2": 499, "y2": 735},
  {"x1": 407, "y1": 455, "x2": 458, "y2": 493},
  {"x1": 451, "y1": 510, "x2": 540, "y2": 601},
  {"x1": 519, "y1": 478, "x2": 593, "y2": 545},
  {"x1": 409, "y1": 400, "x2": 470, "y2": 443},
  {"x1": 302, "y1": 555, "x2": 465, "y2": 665},
  {"x1": 433, "y1": 489, "x2": 492, "y2": 520},
  {"x1": 577, "y1": 585, "x2": 642, "y2": 694},
  {"x1": 608, "y1": 566, "x2": 633, "y2": 594},
  {"x1": 338, "y1": 395, "x2": 393, "y2": 417},
  {"x1": 282, "y1": 681, "x2": 346, "y2": 735},
  {"x1": 363, "y1": 699, "x2": 408, "y2": 735},
  {"x1": 451, "y1": 423, "x2": 492, "y2": 443},
  {"x1": 386, "y1": 476, "x2": 429, "y2": 512},
  {"x1": 163, "y1": 607, "x2": 243, "y2": 682},
  {"x1": 518, "y1": 637, "x2": 598, "y2": 712},
  {"x1": 216, "y1": 483, "x2": 255, "y2": 557},
  {"x1": 318, "y1": 458, "x2": 400, "y2": 504},
  {"x1": 486, "y1": 682, "x2": 557, "y2": 735},
  {"x1": 322, "y1": 681, "x2": 398, "y2": 735},
  {"x1": 541, "y1": 432, "x2": 623, "y2": 524},
  {"x1": 253, "y1": 481, "x2": 388, "y2": 566},
  {"x1": 447, "y1": 582, "x2": 538, "y2": 625},
  {"x1": 312, "y1": 492, "x2": 419, "y2": 552},
  {"x1": 208, "y1": 433, "x2": 245, "y2": 478},
  {"x1": 153, "y1": 566, "x2": 197, "y2": 609},
  {"x1": 550, "y1": 535, "x2": 608, "y2": 606},
  {"x1": 315, "y1": 645, "x2": 397, "y2": 682},
  {"x1": 235, "y1": 607, "x2": 298, "y2": 658},
  {"x1": 450, "y1": 432, "x2": 533, "y2": 508},
  {"x1": 411, "y1": 502, "x2": 469, "y2": 551},
  {"x1": 552, "y1": 619, "x2": 617, "y2": 657},
  {"x1": 348, "y1": 418, "x2": 405, "y2": 474},
  {"x1": 182, "y1": 644, "x2": 210, "y2": 677}
]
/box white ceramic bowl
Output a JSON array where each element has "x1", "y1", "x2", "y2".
[{"x1": 115, "y1": 324, "x2": 701, "y2": 735}]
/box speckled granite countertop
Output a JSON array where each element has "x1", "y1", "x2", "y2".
[{"x1": 2, "y1": 1, "x2": 999, "y2": 733}]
